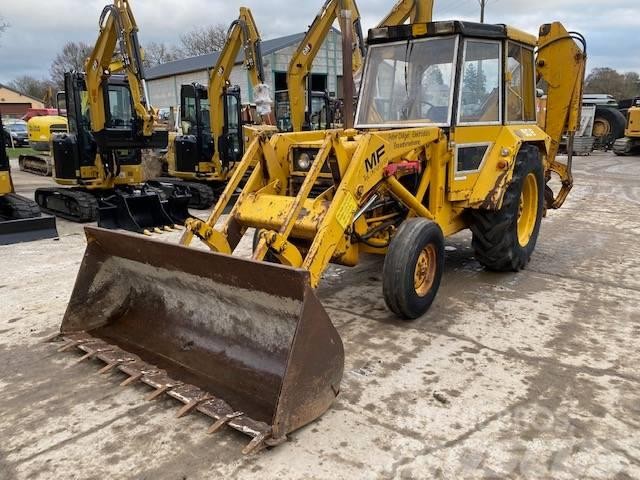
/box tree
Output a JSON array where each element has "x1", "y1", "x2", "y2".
[
  {"x1": 178, "y1": 24, "x2": 227, "y2": 57},
  {"x1": 50, "y1": 41, "x2": 92, "y2": 88},
  {"x1": 7, "y1": 76, "x2": 58, "y2": 105},
  {"x1": 143, "y1": 42, "x2": 182, "y2": 68},
  {"x1": 585, "y1": 67, "x2": 640, "y2": 101}
]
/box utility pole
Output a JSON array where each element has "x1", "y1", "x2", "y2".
[{"x1": 478, "y1": 0, "x2": 487, "y2": 23}]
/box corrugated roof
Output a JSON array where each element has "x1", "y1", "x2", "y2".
[{"x1": 146, "y1": 31, "x2": 308, "y2": 80}]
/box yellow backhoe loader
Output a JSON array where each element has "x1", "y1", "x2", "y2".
[
  {"x1": 51, "y1": 17, "x2": 586, "y2": 453},
  {"x1": 161, "y1": 7, "x2": 275, "y2": 209},
  {"x1": 613, "y1": 97, "x2": 640, "y2": 155},
  {"x1": 34, "y1": 0, "x2": 190, "y2": 233},
  {"x1": 0, "y1": 116, "x2": 58, "y2": 244}
]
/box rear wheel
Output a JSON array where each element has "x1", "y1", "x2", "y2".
[
  {"x1": 383, "y1": 219, "x2": 445, "y2": 320},
  {"x1": 593, "y1": 106, "x2": 627, "y2": 148},
  {"x1": 471, "y1": 145, "x2": 544, "y2": 272}
]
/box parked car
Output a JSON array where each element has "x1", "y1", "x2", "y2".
[{"x1": 3, "y1": 121, "x2": 29, "y2": 147}]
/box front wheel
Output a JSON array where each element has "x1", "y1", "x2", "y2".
[
  {"x1": 383, "y1": 219, "x2": 445, "y2": 320},
  {"x1": 471, "y1": 144, "x2": 544, "y2": 272}
]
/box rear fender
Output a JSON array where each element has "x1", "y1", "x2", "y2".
[{"x1": 467, "y1": 126, "x2": 550, "y2": 210}]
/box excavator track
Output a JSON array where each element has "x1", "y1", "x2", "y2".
[
  {"x1": 0, "y1": 193, "x2": 42, "y2": 220},
  {"x1": 18, "y1": 154, "x2": 53, "y2": 176},
  {"x1": 35, "y1": 188, "x2": 98, "y2": 223},
  {"x1": 0, "y1": 194, "x2": 58, "y2": 245}
]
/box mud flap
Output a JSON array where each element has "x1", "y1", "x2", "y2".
[
  {"x1": 0, "y1": 215, "x2": 58, "y2": 245},
  {"x1": 55, "y1": 227, "x2": 344, "y2": 451},
  {"x1": 98, "y1": 191, "x2": 176, "y2": 233}
]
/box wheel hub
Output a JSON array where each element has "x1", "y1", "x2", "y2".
[
  {"x1": 517, "y1": 173, "x2": 538, "y2": 247},
  {"x1": 414, "y1": 244, "x2": 437, "y2": 297}
]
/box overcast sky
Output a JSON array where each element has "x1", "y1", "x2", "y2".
[{"x1": 0, "y1": 0, "x2": 639, "y2": 84}]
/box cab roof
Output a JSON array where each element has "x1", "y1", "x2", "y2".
[{"x1": 367, "y1": 21, "x2": 538, "y2": 47}]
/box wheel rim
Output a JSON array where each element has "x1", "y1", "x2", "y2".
[
  {"x1": 414, "y1": 244, "x2": 437, "y2": 297},
  {"x1": 593, "y1": 118, "x2": 611, "y2": 138},
  {"x1": 517, "y1": 173, "x2": 538, "y2": 247}
]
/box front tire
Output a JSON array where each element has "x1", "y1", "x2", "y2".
[
  {"x1": 383, "y1": 219, "x2": 445, "y2": 320},
  {"x1": 470, "y1": 144, "x2": 544, "y2": 272}
]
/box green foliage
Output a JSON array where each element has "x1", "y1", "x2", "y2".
[
  {"x1": 585, "y1": 67, "x2": 640, "y2": 100},
  {"x1": 463, "y1": 63, "x2": 487, "y2": 105}
]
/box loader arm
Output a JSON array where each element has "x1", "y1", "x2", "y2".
[
  {"x1": 287, "y1": 0, "x2": 365, "y2": 132},
  {"x1": 208, "y1": 7, "x2": 265, "y2": 172},
  {"x1": 85, "y1": 0, "x2": 155, "y2": 138},
  {"x1": 536, "y1": 22, "x2": 587, "y2": 209},
  {"x1": 377, "y1": 0, "x2": 434, "y2": 26}
]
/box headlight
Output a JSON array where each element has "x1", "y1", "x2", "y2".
[{"x1": 296, "y1": 152, "x2": 312, "y2": 171}]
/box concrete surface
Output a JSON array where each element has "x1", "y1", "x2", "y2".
[{"x1": 0, "y1": 152, "x2": 639, "y2": 479}]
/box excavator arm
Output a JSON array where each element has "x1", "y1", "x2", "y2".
[
  {"x1": 287, "y1": 0, "x2": 365, "y2": 132},
  {"x1": 377, "y1": 0, "x2": 434, "y2": 26},
  {"x1": 536, "y1": 22, "x2": 587, "y2": 208},
  {"x1": 208, "y1": 7, "x2": 266, "y2": 168},
  {"x1": 85, "y1": 0, "x2": 155, "y2": 138}
]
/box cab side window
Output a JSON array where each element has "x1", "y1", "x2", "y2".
[
  {"x1": 507, "y1": 42, "x2": 536, "y2": 123},
  {"x1": 458, "y1": 39, "x2": 501, "y2": 124}
]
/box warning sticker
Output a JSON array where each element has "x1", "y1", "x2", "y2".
[{"x1": 336, "y1": 192, "x2": 359, "y2": 230}]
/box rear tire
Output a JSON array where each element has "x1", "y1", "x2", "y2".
[
  {"x1": 593, "y1": 106, "x2": 627, "y2": 148},
  {"x1": 383, "y1": 219, "x2": 445, "y2": 320},
  {"x1": 470, "y1": 144, "x2": 544, "y2": 272}
]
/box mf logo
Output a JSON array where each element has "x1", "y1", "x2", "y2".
[{"x1": 365, "y1": 145, "x2": 386, "y2": 173}]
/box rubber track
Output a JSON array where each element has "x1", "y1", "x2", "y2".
[
  {"x1": 0, "y1": 193, "x2": 41, "y2": 220},
  {"x1": 35, "y1": 188, "x2": 98, "y2": 223},
  {"x1": 181, "y1": 181, "x2": 216, "y2": 209},
  {"x1": 19, "y1": 155, "x2": 53, "y2": 176}
]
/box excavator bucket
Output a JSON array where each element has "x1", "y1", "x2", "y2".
[
  {"x1": 97, "y1": 187, "x2": 191, "y2": 234},
  {"x1": 53, "y1": 227, "x2": 343, "y2": 453}
]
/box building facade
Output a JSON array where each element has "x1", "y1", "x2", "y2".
[
  {"x1": 0, "y1": 85, "x2": 45, "y2": 118},
  {"x1": 146, "y1": 29, "x2": 345, "y2": 111}
]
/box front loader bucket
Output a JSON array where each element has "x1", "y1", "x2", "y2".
[
  {"x1": 54, "y1": 227, "x2": 343, "y2": 453},
  {"x1": 98, "y1": 192, "x2": 175, "y2": 234}
]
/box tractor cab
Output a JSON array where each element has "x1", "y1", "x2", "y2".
[{"x1": 356, "y1": 21, "x2": 538, "y2": 131}]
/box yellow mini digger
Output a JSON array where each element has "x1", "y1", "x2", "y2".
[
  {"x1": 51, "y1": 15, "x2": 586, "y2": 453},
  {"x1": 0, "y1": 116, "x2": 58, "y2": 244},
  {"x1": 162, "y1": 7, "x2": 275, "y2": 209},
  {"x1": 35, "y1": 0, "x2": 190, "y2": 233}
]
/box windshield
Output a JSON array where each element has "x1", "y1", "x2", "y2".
[
  {"x1": 7, "y1": 124, "x2": 27, "y2": 132},
  {"x1": 356, "y1": 36, "x2": 457, "y2": 128}
]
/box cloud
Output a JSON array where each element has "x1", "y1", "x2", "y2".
[{"x1": 0, "y1": 0, "x2": 638, "y2": 83}]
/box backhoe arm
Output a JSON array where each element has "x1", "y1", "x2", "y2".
[
  {"x1": 377, "y1": 0, "x2": 434, "y2": 26},
  {"x1": 287, "y1": 0, "x2": 365, "y2": 132},
  {"x1": 85, "y1": 0, "x2": 154, "y2": 137},
  {"x1": 209, "y1": 7, "x2": 265, "y2": 165},
  {"x1": 536, "y1": 22, "x2": 586, "y2": 208}
]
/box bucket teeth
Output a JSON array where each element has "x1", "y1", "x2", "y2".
[
  {"x1": 243, "y1": 432, "x2": 270, "y2": 455},
  {"x1": 207, "y1": 412, "x2": 244, "y2": 434},
  {"x1": 146, "y1": 384, "x2": 172, "y2": 401},
  {"x1": 51, "y1": 334, "x2": 277, "y2": 454}
]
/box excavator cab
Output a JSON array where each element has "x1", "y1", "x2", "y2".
[
  {"x1": 53, "y1": 71, "x2": 167, "y2": 179},
  {"x1": 175, "y1": 82, "x2": 244, "y2": 174},
  {"x1": 274, "y1": 89, "x2": 333, "y2": 132}
]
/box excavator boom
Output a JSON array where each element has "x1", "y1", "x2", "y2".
[{"x1": 287, "y1": 0, "x2": 365, "y2": 132}]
